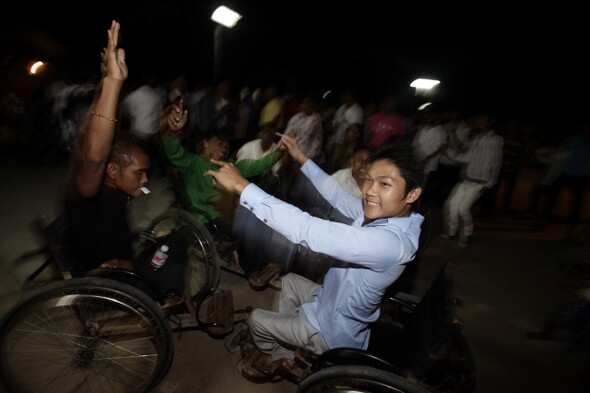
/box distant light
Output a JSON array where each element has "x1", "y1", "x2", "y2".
[
  {"x1": 29, "y1": 61, "x2": 44, "y2": 74},
  {"x1": 418, "y1": 102, "x2": 432, "y2": 111},
  {"x1": 410, "y1": 78, "x2": 440, "y2": 90},
  {"x1": 211, "y1": 6, "x2": 242, "y2": 28}
]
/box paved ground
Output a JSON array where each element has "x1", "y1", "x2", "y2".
[{"x1": 0, "y1": 158, "x2": 589, "y2": 393}]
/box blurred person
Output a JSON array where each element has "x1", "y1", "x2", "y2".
[
  {"x1": 330, "y1": 123, "x2": 363, "y2": 172},
  {"x1": 283, "y1": 96, "x2": 323, "y2": 162},
  {"x1": 435, "y1": 110, "x2": 471, "y2": 206},
  {"x1": 235, "y1": 124, "x2": 281, "y2": 191},
  {"x1": 258, "y1": 84, "x2": 285, "y2": 132},
  {"x1": 326, "y1": 90, "x2": 363, "y2": 158},
  {"x1": 120, "y1": 72, "x2": 166, "y2": 142},
  {"x1": 331, "y1": 146, "x2": 371, "y2": 197},
  {"x1": 166, "y1": 75, "x2": 187, "y2": 105},
  {"x1": 236, "y1": 124, "x2": 278, "y2": 163},
  {"x1": 411, "y1": 110, "x2": 448, "y2": 208},
  {"x1": 203, "y1": 135, "x2": 423, "y2": 379},
  {"x1": 161, "y1": 99, "x2": 285, "y2": 283},
  {"x1": 234, "y1": 86, "x2": 253, "y2": 148},
  {"x1": 541, "y1": 121, "x2": 590, "y2": 237},
  {"x1": 440, "y1": 113, "x2": 504, "y2": 247},
  {"x1": 364, "y1": 97, "x2": 406, "y2": 149},
  {"x1": 523, "y1": 137, "x2": 570, "y2": 218}
]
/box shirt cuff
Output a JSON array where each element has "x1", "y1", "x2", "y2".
[{"x1": 239, "y1": 183, "x2": 268, "y2": 213}]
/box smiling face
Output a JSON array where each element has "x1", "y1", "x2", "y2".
[
  {"x1": 361, "y1": 159, "x2": 421, "y2": 225},
  {"x1": 351, "y1": 148, "x2": 371, "y2": 183},
  {"x1": 203, "y1": 137, "x2": 230, "y2": 161}
]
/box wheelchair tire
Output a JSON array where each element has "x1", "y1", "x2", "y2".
[
  {"x1": 147, "y1": 208, "x2": 221, "y2": 300},
  {"x1": 297, "y1": 365, "x2": 431, "y2": 393},
  {"x1": 0, "y1": 277, "x2": 174, "y2": 393}
]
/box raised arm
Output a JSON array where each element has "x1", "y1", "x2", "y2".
[{"x1": 74, "y1": 20, "x2": 128, "y2": 197}]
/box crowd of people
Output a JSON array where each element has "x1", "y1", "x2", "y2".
[{"x1": 1, "y1": 19, "x2": 589, "y2": 383}]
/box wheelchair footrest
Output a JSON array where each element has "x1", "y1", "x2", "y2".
[
  {"x1": 219, "y1": 250, "x2": 246, "y2": 276},
  {"x1": 206, "y1": 289, "x2": 234, "y2": 336}
]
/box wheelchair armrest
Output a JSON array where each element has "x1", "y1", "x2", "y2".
[{"x1": 384, "y1": 292, "x2": 421, "y2": 310}]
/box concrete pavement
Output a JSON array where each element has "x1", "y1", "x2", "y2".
[{"x1": 0, "y1": 159, "x2": 588, "y2": 393}]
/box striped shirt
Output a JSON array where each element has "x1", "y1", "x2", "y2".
[{"x1": 446, "y1": 130, "x2": 504, "y2": 188}]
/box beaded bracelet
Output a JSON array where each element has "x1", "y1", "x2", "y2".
[{"x1": 91, "y1": 110, "x2": 118, "y2": 122}]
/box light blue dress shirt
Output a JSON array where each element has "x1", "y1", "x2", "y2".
[{"x1": 239, "y1": 159, "x2": 423, "y2": 350}]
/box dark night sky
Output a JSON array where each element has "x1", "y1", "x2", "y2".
[{"x1": 1, "y1": 1, "x2": 588, "y2": 130}]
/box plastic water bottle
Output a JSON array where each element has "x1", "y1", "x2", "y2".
[{"x1": 150, "y1": 244, "x2": 169, "y2": 271}]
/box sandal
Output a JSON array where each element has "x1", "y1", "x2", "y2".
[
  {"x1": 249, "y1": 263, "x2": 282, "y2": 289},
  {"x1": 237, "y1": 343, "x2": 282, "y2": 382}
]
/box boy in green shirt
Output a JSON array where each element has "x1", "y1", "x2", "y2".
[{"x1": 162, "y1": 99, "x2": 283, "y2": 282}]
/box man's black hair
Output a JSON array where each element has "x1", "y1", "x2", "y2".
[
  {"x1": 371, "y1": 139, "x2": 424, "y2": 203},
  {"x1": 107, "y1": 135, "x2": 148, "y2": 167}
]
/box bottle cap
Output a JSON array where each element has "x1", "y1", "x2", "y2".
[{"x1": 161, "y1": 245, "x2": 169, "y2": 252}]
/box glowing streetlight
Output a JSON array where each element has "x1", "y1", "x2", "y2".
[
  {"x1": 410, "y1": 78, "x2": 440, "y2": 90},
  {"x1": 211, "y1": 6, "x2": 242, "y2": 28},
  {"x1": 211, "y1": 5, "x2": 242, "y2": 80},
  {"x1": 29, "y1": 61, "x2": 44, "y2": 75}
]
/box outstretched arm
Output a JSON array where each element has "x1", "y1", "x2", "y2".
[
  {"x1": 276, "y1": 132, "x2": 308, "y2": 165},
  {"x1": 75, "y1": 20, "x2": 128, "y2": 197}
]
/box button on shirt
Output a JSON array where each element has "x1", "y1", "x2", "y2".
[{"x1": 239, "y1": 160, "x2": 423, "y2": 350}]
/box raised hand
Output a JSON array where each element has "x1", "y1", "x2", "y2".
[
  {"x1": 104, "y1": 20, "x2": 127, "y2": 83},
  {"x1": 276, "y1": 132, "x2": 308, "y2": 165},
  {"x1": 167, "y1": 98, "x2": 188, "y2": 134}
]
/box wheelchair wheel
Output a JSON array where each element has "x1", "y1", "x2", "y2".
[
  {"x1": 0, "y1": 277, "x2": 173, "y2": 393},
  {"x1": 297, "y1": 365, "x2": 431, "y2": 393},
  {"x1": 147, "y1": 208, "x2": 221, "y2": 300}
]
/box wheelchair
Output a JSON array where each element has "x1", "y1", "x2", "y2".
[
  {"x1": 1, "y1": 171, "x2": 471, "y2": 393},
  {"x1": 0, "y1": 206, "x2": 252, "y2": 393},
  {"x1": 228, "y1": 260, "x2": 475, "y2": 393}
]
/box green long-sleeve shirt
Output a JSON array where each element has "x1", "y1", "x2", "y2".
[{"x1": 162, "y1": 135, "x2": 282, "y2": 223}]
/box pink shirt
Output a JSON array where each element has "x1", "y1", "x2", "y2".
[{"x1": 365, "y1": 112, "x2": 406, "y2": 148}]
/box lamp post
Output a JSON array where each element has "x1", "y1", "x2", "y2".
[{"x1": 211, "y1": 5, "x2": 242, "y2": 81}]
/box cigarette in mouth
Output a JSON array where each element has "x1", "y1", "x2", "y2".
[{"x1": 141, "y1": 187, "x2": 151, "y2": 194}]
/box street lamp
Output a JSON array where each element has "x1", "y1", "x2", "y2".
[
  {"x1": 410, "y1": 78, "x2": 440, "y2": 90},
  {"x1": 211, "y1": 5, "x2": 242, "y2": 80}
]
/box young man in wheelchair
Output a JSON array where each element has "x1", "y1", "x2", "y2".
[
  {"x1": 62, "y1": 21, "x2": 190, "y2": 297},
  {"x1": 161, "y1": 100, "x2": 288, "y2": 286},
  {"x1": 204, "y1": 131, "x2": 424, "y2": 380}
]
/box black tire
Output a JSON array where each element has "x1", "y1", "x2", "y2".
[
  {"x1": 297, "y1": 365, "x2": 432, "y2": 393},
  {"x1": 147, "y1": 208, "x2": 221, "y2": 300},
  {"x1": 0, "y1": 277, "x2": 174, "y2": 393}
]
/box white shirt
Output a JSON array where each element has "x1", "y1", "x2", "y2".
[
  {"x1": 121, "y1": 85, "x2": 166, "y2": 140},
  {"x1": 412, "y1": 125, "x2": 448, "y2": 173},
  {"x1": 329, "y1": 103, "x2": 363, "y2": 148},
  {"x1": 331, "y1": 168, "x2": 362, "y2": 197},
  {"x1": 236, "y1": 139, "x2": 280, "y2": 176}
]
